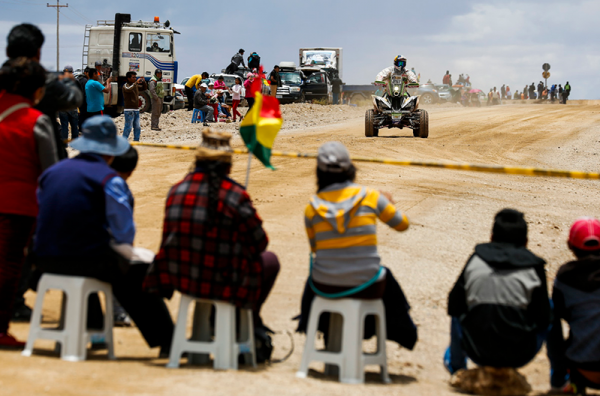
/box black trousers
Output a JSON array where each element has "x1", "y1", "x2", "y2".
[
  {"x1": 36, "y1": 251, "x2": 174, "y2": 349},
  {"x1": 185, "y1": 86, "x2": 194, "y2": 111}
]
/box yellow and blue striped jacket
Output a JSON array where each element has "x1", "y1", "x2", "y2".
[{"x1": 304, "y1": 181, "x2": 409, "y2": 287}]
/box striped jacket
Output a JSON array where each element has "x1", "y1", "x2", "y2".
[{"x1": 304, "y1": 181, "x2": 409, "y2": 287}]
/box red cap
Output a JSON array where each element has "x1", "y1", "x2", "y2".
[{"x1": 569, "y1": 217, "x2": 600, "y2": 251}]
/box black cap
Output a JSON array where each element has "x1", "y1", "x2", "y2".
[{"x1": 239, "y1": 48, "x2": 245, "y2": 53}]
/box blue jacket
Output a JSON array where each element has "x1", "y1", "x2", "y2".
[{"x1": 35, "y1": 153, "x2": 117, "y2": 257}]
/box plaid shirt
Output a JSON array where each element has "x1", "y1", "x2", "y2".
[{"x1": 143, "y1": 170, "x2": 268, "y2": 309}]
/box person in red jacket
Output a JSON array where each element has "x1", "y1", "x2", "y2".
[{"x1": 0, "y1": 57, "x2": 58, "y2": 348}]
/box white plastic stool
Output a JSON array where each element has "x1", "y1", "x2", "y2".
[
  {"x1": 167, "y1": 294, "x2": 257, "y2": 370},
  {"x1": 22, "y1": 274, "x2": 115, "y2": 362},
  {"x1": 296, "y1": 296, "x2": 390, "y2": 384}
]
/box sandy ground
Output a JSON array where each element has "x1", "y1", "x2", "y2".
[{"x1": 2, "y1": 102, "x2": 600, "y2": 395}]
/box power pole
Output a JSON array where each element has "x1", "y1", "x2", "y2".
[{"x1": 47, "y1": 1, "x2": 68, "y2": 72}]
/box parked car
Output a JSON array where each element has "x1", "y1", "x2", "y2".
[{"x1": 434, "y1": 84, "x2": 452, "y2": 102}]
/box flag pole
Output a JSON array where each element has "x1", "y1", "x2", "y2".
[{"x1": 245, "y1": 149, "x2": 252, "y2": 188}]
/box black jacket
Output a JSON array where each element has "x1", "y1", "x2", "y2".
[
  {"x1": 551, "y1": 255, "x2": 600, "y2": 364},
  {"x1": 448, "y1": 242, "x2": 552, "y2": 367},
  {"x1": 35, "y1": 75, "x2": 83, "y2": 160},
  {"x1": 269, "y1": 70, "x2": 282, "y2": 87}
]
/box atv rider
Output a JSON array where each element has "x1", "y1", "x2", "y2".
[{"x1": 375, "y1": 55, "x2": 418, "y2": 94}]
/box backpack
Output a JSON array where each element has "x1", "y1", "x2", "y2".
[{"x1": 248, "y1": 53, "x2": 261, "y2": 70}]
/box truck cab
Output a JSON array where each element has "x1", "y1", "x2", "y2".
[{"x1": 84, "y1": 14, "x2": 179, "y2": 115}]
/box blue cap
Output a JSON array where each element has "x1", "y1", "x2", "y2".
[{"x1": 70, "y1": 115, "x2": 130, "y2": 156}]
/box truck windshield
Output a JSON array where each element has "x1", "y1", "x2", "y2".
[
  {"x1": 146, "y1": 33, "x2": 170, "y2": 53},
  {"x1": 280, "y1": 72, "x2": 301, "y2": 85},
  {"x1": 301, "y1": 51, "x2": 336, "y2": 69}
]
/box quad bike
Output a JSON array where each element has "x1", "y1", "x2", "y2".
[{"x1": 365, "y1": 73, "x2": 429, "y2": 138}]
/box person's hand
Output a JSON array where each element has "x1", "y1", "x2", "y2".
[
  {"x1": 379, "y1": 190, "x2": 395, "y2": 204},
  {"x1": 137, "y1": 77, "x2": 144, "y2": 83}
]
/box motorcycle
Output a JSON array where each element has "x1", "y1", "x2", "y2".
[{"x1": 365, "y1": 72, "x2": 429, "y2": 138}]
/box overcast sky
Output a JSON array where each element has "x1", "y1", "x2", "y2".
[{"x1": 1, "y1": 0, "x2": 598, "y2": 99}]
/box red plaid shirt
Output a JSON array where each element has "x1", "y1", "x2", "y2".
[{"x1": 143, "y1": 170, "x2": 268, "y2": 309}]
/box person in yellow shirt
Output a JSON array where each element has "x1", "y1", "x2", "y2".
[
  {"x1": 297, "y1": 141, "x2": 417, "y2": 351},
  {"x1": 185, "y1": 74, "x2": 203, "y2": 111}
]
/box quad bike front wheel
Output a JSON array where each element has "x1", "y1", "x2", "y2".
[
  {"x1": 413, "y1": 110, "x2": 429, "y2": 138},
  {"x1": 365, "y1": 109, "x2": 379, "y2": 137}
]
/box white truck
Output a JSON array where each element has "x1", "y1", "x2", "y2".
[
  {"x1": 82, "y1": 13, "x2": 181, "y2": 116},
  {"x1": 298, "y1": 47, "x2": 343, "y2": 80}
]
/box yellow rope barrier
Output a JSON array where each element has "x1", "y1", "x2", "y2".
[{"x1": 124, "y1": 141, "x2": 600, "y2": 180}]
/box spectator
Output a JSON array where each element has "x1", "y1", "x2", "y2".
[
  {"x1": 207, "y1": 82, "x2": 221, "y2": 121},
  {"x1": 225, "y1": 48, "x2": 246, "y2": 75},
  {"x1": 297, "y1": 142, "x2": 417, "y2": 351},
  {"x1": 149, "y1": 69, "x2": 164, "y2": 131},
  {"x1": 34, "y1": 116, "x2": 174, "y2": 355},
  {"x1": 58, "y1": 65, "x2": 79, "y2": 141},
  {"x1": 564, "y1": 81, "x2": 571, "y2": 104},
  {"x1": 193, "y1": 83, "x2": 214, "y2": 125},
  {"x1": 86, "y1": 68, "x2": 112, "y2": 117},
  {"x1": 550, "y1": 84, "x2": 557, "y2": 102},
  {"x1": 492, "y1": 87, "x2": 500, "y2": 105},
  {"x1": 538, "y1": 81, "x2": 544, "y2": 99},
  {"x1": 513, "y1": 90, "x2": 520, "y2": 100},
  {"x1": 143, "y1": 129, "x2": 280, "y2": 333},
  {"x1": 214, "y1": 75, "x2": 227, "y2": 91},
  {"x1": 529, "y1": 83, "x2": 536, "y2": 100},
  {"x1": 269, "y1": 65, "x2": 281, "y2": 97},
  {"x1": 487, "y1": 89, "x2": 493, "y2": 106},
  {"x1": 122, "y1": 71, "x2": 147, "y2": 141},
  {"x1": 184, "y1": 74, "x2": 202, "y2": 111},
  {"x1": 6, "y1": 23, "x2": 81, "y2": 160},
  {"x1": 244, "y1": 73, "x2": 256, "y2": 110},
  {"x1": 231, "y1": 77, "x2": 243, "y2": 122},
  {"x1": 107, "y1": 146, "x2": 139, "y2": 327},
  {"x1": 331, "y1": 72, "x2": 342, "y2": 105},
  {"x1": 558, "y1": 84, "x2": 563, "y2": 103},
  {"x1": 500, "y1": 84, "x2": 506, "y2": 100},
  {"x1": 547, "y1": 217, "x2": 600, "y2": 394},
  {"x1": 445, "y1": 209, "x2": 552, "y2": 374},
  {"x1": 465, "y1": 74, "x2": 471, "y2": 87},
  {"x1": 94, "y1": 60, "x2": 105, "y2": 84},
  {"x1": 443, "y1": 70, "x2": 451, "y2": 85},
  {"x1": 523, "y1": 85, "x2": 529, "y2": 100},
  {"x1": 248, "y1": 51, "x2": 260, "y2": 72},
  {"x1": 200, "y1": 71, "x2": 210, "y2": 85},
  {"x1": 76, "y1": 67, "x2": 90, "y2": 128},
  {"x1": 506, "y1": 86, "x2": 512, "y2": 100},
  {"x1": 0, "y1": 57, "x2": 58, "y2": 348}
]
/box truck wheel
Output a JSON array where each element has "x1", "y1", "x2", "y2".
[
  {"x1": 139, "y1": 91, "x2": 151, "y2": 113},
  {"x1": 420, "y1": 93, "x2": 434, "y2": 105},
  {"x1": 417, "y1": 110, "x2": 429, "y2": 138},
  {"x1": 365, "y1": 109, "x2": 376, "y2": 137}
]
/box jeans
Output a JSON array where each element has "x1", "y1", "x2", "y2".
[
  {"x1": 333, "y1": 93, "x2": 339, "y2": 104},
  {"x1": 446, "y1": 317, "x2": 546, "y2": 374},
  {"x1": 123, "y1": 110, "x2": 141, "y2": 141},
  {"x1": 59, "y1": 109, "x2": 79, "y2": 140},
  {"x1": 0, "y1": 213, "x2": 35, "y2": 333}
]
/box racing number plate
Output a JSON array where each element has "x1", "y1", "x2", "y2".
[{"x1": 392, "y1": 113, "x2": 402, "y2": 120}]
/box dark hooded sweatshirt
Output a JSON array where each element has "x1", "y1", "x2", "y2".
[
  {"x1": 552, "y1": 255, "x2": 600, "y2": 365},
  {"x1": 448, "y1": 242, "x2": 552, "y2": 367}
]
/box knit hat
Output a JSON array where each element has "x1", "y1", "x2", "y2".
[
  {"x1": 195, "y1": 129, "x2": 233, "y2": 163},
  {"x1": 317, "y1": 141, "x2": 352, "y2": 173},
  {"x1": 569, "y1": 217, "x2": 600, "y2": 251}
]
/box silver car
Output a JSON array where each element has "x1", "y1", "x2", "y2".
[{"x1": 434, "y1": 84, "x2": 453, "y2": 102}]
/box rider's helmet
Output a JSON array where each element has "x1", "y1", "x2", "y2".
[{"x1": 394, "y1": 55, "x2": 407, "y2": 72}]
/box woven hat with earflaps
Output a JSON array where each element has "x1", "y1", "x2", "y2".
[{"x1": 195, "y1": 128, "x2": 233, "y2": 164}]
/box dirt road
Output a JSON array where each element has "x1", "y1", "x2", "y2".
[{"x1": 3, "y1": 103, "x2": 600, "y2": 395}]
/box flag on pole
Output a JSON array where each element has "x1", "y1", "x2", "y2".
[{"x1": 240, "y1": 67, "x2": 282, "y2": 170}]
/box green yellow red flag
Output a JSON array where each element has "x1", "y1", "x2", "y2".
[{"x1": 239, "y1": 71, "x2": 283, "y2": 169}]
